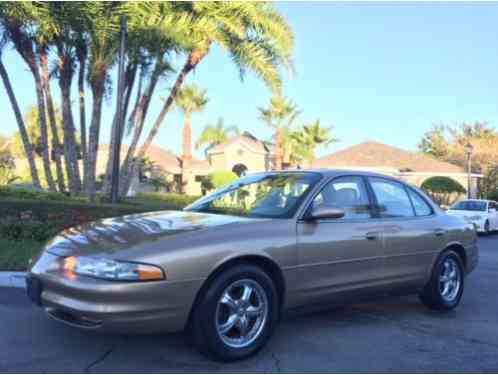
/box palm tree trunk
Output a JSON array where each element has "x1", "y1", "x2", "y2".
[
  {"x1": 181, "y1": 113, "x2": 192, "y2": 194},
  {"x1": 32, "y1": 66, "x2": 57, "y2": 191},
  {"x1": 0, "y1": 58, "x2": 41, "y2": 189},
  {"x1": 136, "y1": 49, "x2": 207, "y2": 160},
  {"x1": 77, "y1": 49, "x2": 87, "y2": 189},
  {"x1": 60, "y1": 82, "x2": 82, "y2": 194},
  {"x1": 57, "y1": 47, "x2": 82, "y2": 195},
  {"x1": 119, "y1": 66, "x2": 161, "y2": 196},
  {"x1": 85, "y1": 74, "x2": 106, "y2": 200},
  {"x1": 39, "y1": 45, "x2": 66, "y2": 192},
  {"x1": 275, "y1": 127, "x2": 283, "y2": 170},
  {"x1": 102, "y1": 62, "x2": 138, "y2": 195}
]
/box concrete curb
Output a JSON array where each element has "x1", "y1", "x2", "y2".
[{"x1": 0, "y1": 272, "x2": 26, "y2": 288}]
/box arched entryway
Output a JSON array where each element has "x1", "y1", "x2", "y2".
[{"x1": 232, "y1": 163, "x2": 248, "y2": 177}]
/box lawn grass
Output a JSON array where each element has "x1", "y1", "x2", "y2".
[{"x1": 0, "y1": 239, "x2": 44, "y2": 271}]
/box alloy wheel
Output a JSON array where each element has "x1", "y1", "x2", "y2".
[
  {"x1": 439, "y1": 257, "x2": 461, "y2": 302},
  {"x1": 215, "y1": 279, "x2": 268, "y2": 349}
]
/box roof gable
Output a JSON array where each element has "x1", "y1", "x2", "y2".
[
  {"x1": 208, "y1": 133, "x2": 268, "y2": 155},
  {"x1": 314, "y1": 141, "x2": 464, "y2": 174}
]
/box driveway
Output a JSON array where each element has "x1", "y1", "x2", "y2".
[{"x1": 1, "y1": 236, "x2": 498, "y2": 373}]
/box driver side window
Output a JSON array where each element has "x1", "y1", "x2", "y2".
[{"x1": 312, "y1": 176, "x2": 372, "y2": 220}]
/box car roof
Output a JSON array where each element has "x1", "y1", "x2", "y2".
[{"x1": 252, "y1": 168, "x2": 408, "y2": 180}]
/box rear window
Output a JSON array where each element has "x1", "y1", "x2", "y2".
[
  {"x1": 407, "y1": 189, "x2": 433, "y2": 216},
  {"x1": 451, "y1": 201, "x2": 487, "y2": 211}
]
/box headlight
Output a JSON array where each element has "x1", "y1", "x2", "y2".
[
  {"x1": 469, "y1": 215, "x2": 483, "y2": 221},
  {"x1": 62, "y1": 256, "x2": 165, "y2": 281}
]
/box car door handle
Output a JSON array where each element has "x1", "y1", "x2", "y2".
[
  {"x1": 365, "y1": 232, "x2": 380, "y2": 240},
  {"x1": 434, "y1": 229, "x2": 446, "y2": 237}
]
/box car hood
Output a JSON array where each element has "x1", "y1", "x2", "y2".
[{"x1": 44, "y1": 210, "x2": 258, "y2": 257}]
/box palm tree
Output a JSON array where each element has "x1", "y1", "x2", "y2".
[
  {"x1": 135, "y1": 2, "x2": 294, "y2": 162},
  {"x1": 258, "y1": 96, "x2": 301, "y2": 170},
  {"x1": 0, "y1": 51, "x2": 41, "y2": 189},
  {"x1": 291, "y1": 120, "x2": 337, "y2": 167},
  {"x1": 196, "y1": 117, "x2": 239, "y2": 157},
  {"x1": 0, "y1": 3, "x2": 57, "y2": 191},
  {"x1": 175, "y1": 84, "x2": 208, "y2": 192}
]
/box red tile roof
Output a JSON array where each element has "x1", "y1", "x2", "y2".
[{"x1": 314, "y1": 141, "x2": 464, "y2": 173}]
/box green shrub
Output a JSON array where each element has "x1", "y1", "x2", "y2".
[
  {"x1": 421, "y1": 176, "x2": 466, "y2": 194},
  {"x1": 0, "y1": 193, "x2": 198, "y2": 242},
  {"x1": 0, "y1": 217, "x2": 61, "y2": 241},
  {"x1": 202, "y1": 170, "x2": 238, "y2": 192},
  {"x1": 129, "y1": 192, "x2": 200, "y2": 210},
  {"x1": 421, "y1": 176, "x2": 466, "y2": 206}
]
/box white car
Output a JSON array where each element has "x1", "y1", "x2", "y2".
[{"x1": 447, "y1": 199, "x2": 498, "y2": 234}]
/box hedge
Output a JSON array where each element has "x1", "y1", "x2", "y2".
[
  {"x1": 0, "y1": 186, "x2": 79, "y2": 202},
  {"x1": 0, "y1": 193, "x2": 199, "y2": 242}
]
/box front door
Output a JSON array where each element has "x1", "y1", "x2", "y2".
[{"x1": 295, "y1": 175, "x2": 386, "y2": 305}]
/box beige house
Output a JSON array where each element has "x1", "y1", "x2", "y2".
[
  {"x1": 313, "y1": 141, "x2": 482, "y2": 198},
  {"x1": 98, "y1": 133, "x2": 271, "y2": 196},
  {"x1": 98, "y1": 139, "x2": 480, "y2": 199},
  {"x1": 207, "y1": 133, "x2": 273, "y2": 176}
]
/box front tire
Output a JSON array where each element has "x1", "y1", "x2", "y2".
[
  {"x1": 191, "y1": 264, "x2": 279, "y2": 361},
  {"x1": 419, "y1": 250, "x2": 464, "y2": 311}
]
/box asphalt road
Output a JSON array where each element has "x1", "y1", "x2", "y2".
[{"x1": 1, "y1": 236, "x2": 498, "y2": 373}]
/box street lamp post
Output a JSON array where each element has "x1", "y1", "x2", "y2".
[{"x1": 465, "y1": 143, "x2": 474, "y2": 199}]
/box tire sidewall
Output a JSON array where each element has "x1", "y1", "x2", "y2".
[
  {"x1": 194, "y1": 264, "x2": 279, "y2": 361},
  {"x1": 431, "y1": 250, "x2": 465, "y2": 309}
]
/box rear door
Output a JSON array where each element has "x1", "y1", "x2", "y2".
[
  {"x1": 367, "y1": 177, "x2": 443, "y2": 288},
  {"x1": 295, "y1": 175, "x2": 387, "y2": 305}
]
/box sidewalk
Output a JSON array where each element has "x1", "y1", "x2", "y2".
[{"x1": 0, "y1": 272, "x2": 26, "y2": 288}]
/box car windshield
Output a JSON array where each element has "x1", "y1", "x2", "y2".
[
  {"x1": 450, "y1": 201, "x2": 487, "y2": 211},
  {"x1": 185, "y1": 172, "x2": 322, "y2": 218}
]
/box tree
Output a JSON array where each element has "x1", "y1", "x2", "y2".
[
  {"x1": 0, "y1": 48, "x2": 41, "y2": 189},
  {"x1": 421, "y1": 176, "x2": 466, "y2": 207},
  {"x1": 175, "y1": 84, "x2": 208, "y2": 193},
  {"x1": 0, "y1": 149, "x2": 18, "y2": 185},
  {"x1": 201, "y1": 170, "x2": 238, "y2": 193},
  {"x1": 0, "y1": 3, "x2": 56, "y2": 191},
  {"x1": 418, "y1": 122, "x2": 498, "y2": 197},
  {"x1": 290, "y1": 120, "x2": 337, "y2": 167},
  {"x1": 176, "y1": 84, "x2": 209, "y2": 160},
  {"x1": 258, "y1": 96, "x2": 301, "y2": 170},
  {"x1": 418, "y1": 124, "x2": 450, "y2": 159},
  {"x1": 10, "y1": 106, "x2": 65, "y2": 158},
  {"x1": 135, "y1": 2, "x2": 294, "y2": 166},
  {"x1": 196, "y1": 117, "x2": 239, "y2": 157}
]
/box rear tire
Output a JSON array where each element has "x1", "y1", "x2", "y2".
[
  {"x1": 419, "y1": 250, "x2": 464, "y2": 311},
  {"x1": 191, "y1": 264, "x2": 279, "y2": 362},
  {"x1": 484, "y1": 220, "x2": 490, "y2": 236}
]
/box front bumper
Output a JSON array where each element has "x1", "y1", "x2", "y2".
[{"x1": 27, "y1": 252, "x2": 204, "y2": 334}]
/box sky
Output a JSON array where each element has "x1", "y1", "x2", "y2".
[{"x1": 1, "y1": 2, "x2": 498, "y2": 160}]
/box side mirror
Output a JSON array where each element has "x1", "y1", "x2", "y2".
[{"x1": 308, "y1": 205, "x2": 345, "y2": 220}]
